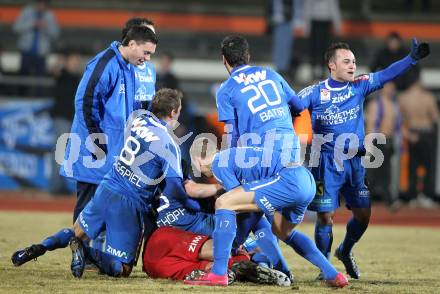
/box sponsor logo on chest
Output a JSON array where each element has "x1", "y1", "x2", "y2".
[
  {"x1": 321, "y1": 87, "x2": 355, "y2": 104},
  {"x1": 331, "y1": 87, "x2": 354, "y2": 104},
  {"x1": 119, "y1": 83, "x2": 125, "y2": 94},
  {"x1": 320, "y1": 89, "x2": 330, "y2": 103},
  {"x1": 136, "y1": 71, "x2": 154, "y2": 83}
]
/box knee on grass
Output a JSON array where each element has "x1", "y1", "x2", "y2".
[{"x1": 104, "y1": 260, "x2": 132, "y2": 278}]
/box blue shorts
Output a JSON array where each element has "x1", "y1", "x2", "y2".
[
  {"x1": 308, "y1": 152, "x2": 371, "y2": 212},
  {"x1": 78, "y1": 184, "x2": 143, "y2": 264},
  {"x1": 243, "y1": 166, "x2": 316, "y2": 224},
  {"x1": 157, "y1": 209, "x2": 215, "y2": 237}
]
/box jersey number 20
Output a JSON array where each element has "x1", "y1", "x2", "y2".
[{"x1": 242, "y1": 80, "x2": 282, "y2": 114}]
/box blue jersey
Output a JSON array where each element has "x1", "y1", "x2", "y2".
[
  {"x1": 211, "y1": 147, "x2": 286, "y2": 191},
  {"x1": 61, "y1": 41, "x2": 137, "y2": 184},
  {"x1": 216, "y1": 65, "x2": 302, "y2": 156},
  {"x1": 134, "y1": 62, "x2": 156, "y2": 110},
  {"x1": 101, "y1": 113, "x2": 182, "y2": 211},
  {"x1": 155, "y1": 178, "x2": 209, "y2": 230},
  {"x1": 298, "y1": 74, "x2": 382, "y2": 153}
]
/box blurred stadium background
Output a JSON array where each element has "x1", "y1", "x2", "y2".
[{"x1": 0, "y1": 1, "x2": 440, "y2": 292}]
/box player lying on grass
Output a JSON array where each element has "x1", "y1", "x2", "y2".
[
  {"x1": 142, "y1": 226, "x2": 291, "y2": 286},
  {"x1": 12, "y1": 89, "x2": 184, "y2": 278},
  {"x1": 297, "y1": 38, "x2": 430, "y2": 280},
  {"x1": 154, "y1": 152, "x2": 293, "y2": 279},
  {"x1": 184, "y1": 146, "x2": 348, "y2": 288}
]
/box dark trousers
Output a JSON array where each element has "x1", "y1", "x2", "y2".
[
  {"x1": 73, "y1": 181, "x2": 98, "y2": 223},
  {"x1": 367, "y1": 139, "x2": 394, "y2": 204},
  {"x1": 20, "y1": 52, "x2": 46, "y2": 76},
  {"x1": 20, "y1": 52, "x2": 47, "y2": 97},
  {"x1": 408, "y1": 131, "x2": 436, "y2": 201}
]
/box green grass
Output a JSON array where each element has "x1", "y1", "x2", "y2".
[{"x1": 0, "y1": 211, "x2": 439, "y2": 293}]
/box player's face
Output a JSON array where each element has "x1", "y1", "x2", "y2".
[
  {"x1": 330, "y1": 49, "x2": 356, "y2": 82},
  {"x1": 128, "y1": 40, "x2": 156, "y2": 66}
]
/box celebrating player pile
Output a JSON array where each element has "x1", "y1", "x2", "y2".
[{"x1": 184, "y1": 35, "x2": 348, "y2": 288}]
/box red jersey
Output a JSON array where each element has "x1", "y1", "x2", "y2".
[{"x1": 142, "y1": 227, "x2": 211, "y2": 280}]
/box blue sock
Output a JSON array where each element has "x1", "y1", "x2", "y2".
[
  {"x1": 243, "y1": 237, "x2": 258, "y2": 252},
  {"x1": 253, "y1": 218, "x2": 290, "y2": 275},
  {"x1": 314, "y1": 223, "x2": 333, "y2": 259},
  {"x1": 235, "y1": 212, "x2": 263, "y2": 245},
  {"x1": 41, "y1": 228, "x2": 74, "y2": 251},
  {"x1": 83, "y1": 244, "x2": 123, "y2": 277},
  {"x1": 284, "y1": 230, "x2": 338, "y2": 280},
  {"x1": 340, "y1": 217, "x2": 368, "y2": 255},
  {"x1": 252, "y1": 252, "x2": 271, "y2": 267},
  {"x1": 211, "y1": 209, "x2": 236, "y2": 276}
]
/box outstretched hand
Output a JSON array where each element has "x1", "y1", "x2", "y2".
[{"x1": 410, "y1": 38, "x2": 430, "y2": 61}]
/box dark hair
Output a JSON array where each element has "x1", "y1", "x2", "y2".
[
  {"x1": 151, "y1": 88, "x2": 182, "y2": 118},
  {"x1": 221, "y1": 35, "x2": 250, "y2": 68},
  {"x1": 122, "y1": 17, "x2": 154, "y2": 40},
  {"x1": 324, "y1": 42, "x2": 351, "y2": 71},
  {"x1": 121, "y1": 26, "x2": 158, "y2": 46},
  {"x1": 387, "y1": 31, "x2": 402, "y2": 41}
]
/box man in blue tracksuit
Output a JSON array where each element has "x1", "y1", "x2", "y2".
[
  {"x1": 60, "y1": 26, "x2": 158, "y2": 222},
  {"x1": 122, "y1": 18, "x2": 157, "y2": 111}
]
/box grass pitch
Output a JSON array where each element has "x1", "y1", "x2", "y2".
[{"x1": 0, "y1": 211, "x2": 439, "y2": 293}]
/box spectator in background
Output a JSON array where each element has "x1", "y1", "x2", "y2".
[
  {"x1": 365, "y1": 82, "x2": 401, "y2": 209},
  {"x1": 0, "y1": 42, "x2": 3, "y2": 76},
  {"x1": 49, "y1": 50, "x2": 81, "y2": 195},
  {"x1": 303, "y1": 0, "x2": 342, "y2": 80},
  {"x1": 370, "y1": 32, "x2": 419, "y2": 91},
  {"x1": 51, "y1": 50, "x2": 81, "y2": 123},
  {"x1": 399, "y1": 74, "x2": 439, "y2": 208},
  {"x1": 155, "y1": 51, "x2": 196, "y2": 163},
  {"x1": 266, "y1": 0, "x2": 301, "y2": 79},
  {"x1": 403, "y1": 0, "x2": 431, "y2": 12},
  {"x1": 13, "y1": 0, "x2": 59, "y2": 77},
  {"x1": 156, "y1": 51, "x2": 179, "y2": 90}
]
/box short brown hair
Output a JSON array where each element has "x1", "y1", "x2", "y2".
[
  {"x1": 151, "y1": 88, "x2": 182, "y2": 118},
  {"x1": 324, "y1": 42, "x2": 351, "y2": 71}
]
